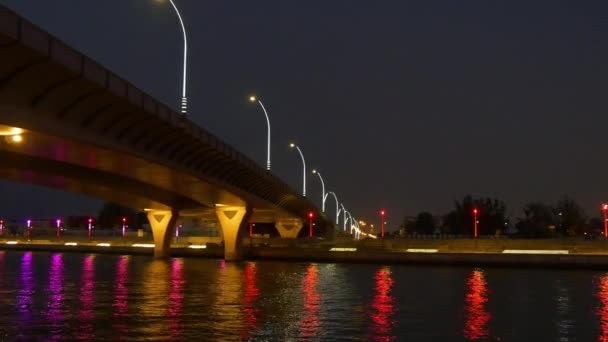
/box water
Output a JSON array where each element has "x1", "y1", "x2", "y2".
[{"x1": 0, "y1": 251, "x2": 606, "y2": 341}]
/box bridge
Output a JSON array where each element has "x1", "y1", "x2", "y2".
[{"x1": 0, "y1": 5, "x2": 332, "y2": 260}]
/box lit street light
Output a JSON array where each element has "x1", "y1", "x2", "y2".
[
  {"x1": 327, "y1": 191, "x2": 340, "y2": 224},
  {"x1": 380, "y1": 209, "x2": 386, "y2": 239},
  {"x1": 249, "y1": 96, "x2": 272, "y2": 170},
  {"x1": 308, "y1": 211, "x2": 314, "y2": 238},
  {"x1": 602, "y1": 204, "x2": 608, "y2": 237},
  {"x1": 289, "y1": 143, "x2": 307, "y2": 196},
  {"x1": 156, "y1": 0, "x2": 189, "y2": 115},
  {"x1": 473, "y1": 208, "x2": 478, "y2": 238},
  {"x1": 312, "y1": 170, "x2": 326, "y2": 212}
]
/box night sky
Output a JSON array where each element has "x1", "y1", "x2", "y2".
[{"x1": 1, "y1": 0, "x2": 608, "y2": 230}]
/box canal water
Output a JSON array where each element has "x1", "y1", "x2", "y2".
[{"x1": 0, "y1": 251, "x2": 606, "y2": 341}]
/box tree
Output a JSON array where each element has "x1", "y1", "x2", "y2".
[
  {"x1": 413, "y1": 212, "x2": 435, "y2": 235},
  {"x1": 443, "y1": 195, "x2": 506, "y2": 236},
  {"x1": 516, "y1": 202, "x2": 555, "y2": 238},
  {"x1": 554, "y1": 195, "x2": 586, "y2": 236}
]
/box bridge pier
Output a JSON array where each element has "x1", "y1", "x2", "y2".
[
  {"x1": 147, "y1": 209, "x2": 179, "y2": 259},
  {"x1": 216, "y1": 206, "x2": 252, "y2": 261},
  {"x1": 275, "y1": 218, "x2": 304, "y2": 238}
]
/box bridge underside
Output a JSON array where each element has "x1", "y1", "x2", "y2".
[{"x1": 0, "y1": 6, "x2": 332, "y2": 260}]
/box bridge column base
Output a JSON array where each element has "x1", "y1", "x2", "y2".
[
  {"x1": 216, "y1": 206, "x2": 251, "y2": 261},
  {"x1": 147, "y1": 209, "x2": 179, "y2": 258},
  {"x1": 275, "y1": 218, "x2": 304, "y2": 238}
]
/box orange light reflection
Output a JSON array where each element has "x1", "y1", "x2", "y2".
[
  {"x1": 112, "y1": 256, "x2": 129, "y2": 339},
  {"x1": 77, "y1": 255, "x2": 96, "y2": 340},
  {"x1": 463, "y1": 270, "x2": 490, "y2": 340}
]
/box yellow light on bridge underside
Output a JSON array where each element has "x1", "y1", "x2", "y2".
[
  {"x1": 0, "y1": 125, "x2": 22, "y2": 136},
  {"x1": 97, "y1": 243, "x2": 111, "y2": 247},
  {"x1": 329, "y1": 247, "x2": 357, "y2": 252},
  {"x1": 5, "y1": 241, "x2": 18, "y2": 245},
  {"x1": 64, "y1": 242, "x2": 78, "y2": 246},
  {"x1": 406, "y1": 248, "x2": 438, "y2": 253}
]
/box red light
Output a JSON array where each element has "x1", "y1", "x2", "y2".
[
  {"x1": 308, "y1": 212, "x2": 314, "y2": 218},
  {"x1": 122, "y1": 217, "x2": 126, "y2": 222},
  {"x1": 473, "y1": 209, "x2": 478, "y2": 214},
  {"x1": 603, "y1": 204, "x2": 608, "y2": 211},
  {"x1": 380, "y1": 210, "x2": 385, "y2": 216},
  {"x1": 88, "y1": 218, "x2": 93, "y2": 223}
]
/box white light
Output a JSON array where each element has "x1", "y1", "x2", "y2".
[
  {"x1": 502, "y1": 249, "x2": 569, "y2": 255},
  {"x1": 329, "y1": 247, "x2": 357, "y2": 252},
  {"x1": 406, "y1": 248, "x2": 438, "y2": 253},
  {"x1": 96, "y1": 243, "x2": 111, "y2": 247},
  {"x1": 132, "y1": 243, "x2": 155, "y2": 248},
  {"x1": 188, "y1": 245, "x2": 207, "y2": 249},
  {"x1": 64, "y1": 242, "x2": 78, "y2": 246},
  {"x1": 5, "y1": 241, "x2": 18, "y2": 245}
]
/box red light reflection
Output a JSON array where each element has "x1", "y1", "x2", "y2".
[
  {"x1": 300, "y1": 265, "x2": 320, "y2": 339},
  {"x1": 241, "y1": 262, "x2": 260, "y2": 340},
  {"x1": 77, "y1": 255, "x2": 96, "y2": 340},
  {"x1": 597, "y1": 274, "x2": 608, "y2": 341},
  {"x1": 168, "y1": 258, "x2": 184, "y2": 339},
  {"x1": 463, "y1": 270, "x2": 490, "y2": 340},
  {"x1": 112, "y1": 256, "x2": 129, "y2": 339},
  {"x1": 370, "y1": 267, "x2": 396, "y2": 341}
]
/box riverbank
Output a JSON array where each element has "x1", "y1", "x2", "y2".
[{"x1": 3, "y1": 238, "x2": 608, "y2": 269}]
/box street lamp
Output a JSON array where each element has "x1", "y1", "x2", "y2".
[
  {"x1": 308, "y1": 212, "x2": 314, "y2": 238},
  {"x1": 602, "y1": 204, "x2": 608, "y2": 237},
  {"x1": 88, "y1": 218, "x2": 93, "y2": 239},
  {"x1": 327, "y1": 191, "x2": 340, "y2": 224},
  {"x1": 380, "y1": 210, "x2": 386, "y2": 239},
  {"x1": 289, "y1": 143, "x2": 307, "y2": 196},
  {"x1": 249, "y1": 96, "x2": 272, "y2": 170},
  {"x1": 312, "y1": 170, "x2": 326, "y2": 212},
  {"x1": 156, "y1": 0, "x2": 188, "y2": 115},
  {"x1": 56, "y1": 219, "x2": 61, "y2": 237},
  {"x1": 122, "y1": 217, "x2": 127, "y2": 237},
  {"x1": 473, "y1": 208, "x2": 478, "y2": 238}
]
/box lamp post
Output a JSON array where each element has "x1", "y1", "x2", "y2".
[
  {"x1": 312, "y1": 170, "x2": 326, "y2": 212},
  {"x1": 380, "y1": 210, "x2": 386, "y2": 239},
  {"x1": 473, "y1": 208, "x2": 478, "y2": 238},
  {"x1": 327, "y1": 192, "x2": 340, "y2": 224},
  {"x1": 157, "y1": 0, "x2": 188, "y2": 115},
  {"x1": 0, "y1": 220, "x2": 3, "y2": 236},
  {"x1": 26, "y1": 219, "x2": 31, "y2": 240},
  {"x1": 249, "y1": 96, "x2": 271, "y2": 170},
  {"x1": 602, "y1": 204, "x2": 608, "y2": 238},
  {"x1": 88, "y1": 218, "x2": 93, "y2": 239},
  {"x1": 122, "y1": 217, "x2": 127, "y2": 237},
  {"x1": 289, "y1": 143, "x2": 307, "y2": 196},
  {"x1": 308, "y1": 212, "x2": 314, "y2": 238},
  {"x1": 56, "y1": 219, "x2": 61, "y2": 237}
]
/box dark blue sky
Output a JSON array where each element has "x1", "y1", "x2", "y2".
[{"x1": 1, "y1": 0, "x2": 607, "y2": 228}]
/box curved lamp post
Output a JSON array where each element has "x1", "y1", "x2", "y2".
[
  {"x1": 157, "y1": 0, "x2": 188, "y2": 115},
  {"x1": 312, "y1": 170, "x2": 326, "y2": 212},
  {"x1": 289, "y1": 143, "x2": 306, "y2": 196},
  {"x1": 249, "y1": 96, "x2": 271, "y2": 170},
  {"x1": 327, "y1": 191, "x2": 340, "y2": 224}
]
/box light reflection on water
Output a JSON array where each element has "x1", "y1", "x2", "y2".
[
  {"x1": 463, "y1": 269, "x2": 490, "y2": 340},
  {"x1": 0, "y1": 251, "x2": 607, "y2": 340}
]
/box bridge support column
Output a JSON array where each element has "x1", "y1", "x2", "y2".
[
  {"x1": 147, "y1": 209, "x2": 179, "y2": 259},
  {"x1": 275, "y1": 218, "x2": 304, "y2": 238},
  {"x1": 216, "y1": 206, "x2": 252, "y2": 261}
]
